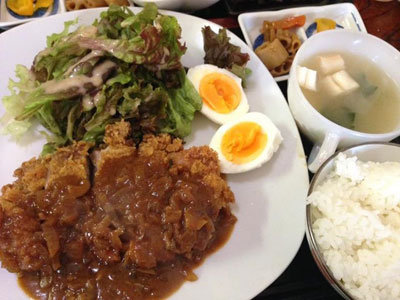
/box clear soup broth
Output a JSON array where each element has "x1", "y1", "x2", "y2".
[{"x1": 301, "y1": 52, "x2": 400, "y2": 134}]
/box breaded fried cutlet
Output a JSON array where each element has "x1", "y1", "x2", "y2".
[{"x1": 0, "y1": 121, "x2": 236, "y2": 300}]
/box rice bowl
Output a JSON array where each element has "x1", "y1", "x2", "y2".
[{"x1": 306, "y1": 143, "x2": 400, "y2": 300}]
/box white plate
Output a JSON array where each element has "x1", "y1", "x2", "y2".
[
  {"x1": 0, "y1": 7, "x2": 309, "y2": 300},
  {"x1": 238, "y1": 3, "x2": 367, "y2": 82}
]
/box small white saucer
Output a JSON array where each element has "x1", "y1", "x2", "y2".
[{"x1": 238, "y1": 3, "x2": 367, "y2": 82}]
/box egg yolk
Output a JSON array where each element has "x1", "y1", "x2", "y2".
[
  {"x1": 221, "y1": 122, "x2": 268, "y2": 164},
  {"x1": 199, "y1": 72, "x2": 241, "y2": 114}
]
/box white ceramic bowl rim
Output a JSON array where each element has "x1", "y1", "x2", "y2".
[
  {"x1": 133, "y1": 0, "x2": 220, "y2": 11},
  {"x1": 291, "y1": 30, "x2": 400, "y2": 139},
  {"x1": 305, "y1": 141, "x2": 400, "y2": 300}
]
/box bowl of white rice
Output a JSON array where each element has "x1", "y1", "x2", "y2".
[{"x1": 306, "y1": 142, "x2": 400, "y2": 300}]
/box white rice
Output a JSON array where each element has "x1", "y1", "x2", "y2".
[{"x1": 308, "y1": 153, "x2": 400, "y2": 300}]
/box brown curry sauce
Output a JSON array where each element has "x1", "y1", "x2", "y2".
[{"x1": 0, "y1": 122, "x2": 236, "y2": 300}]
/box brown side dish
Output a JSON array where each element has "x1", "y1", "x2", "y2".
[
  {"x1": 255, "y1": 21, "x2": 302, "y2": 77},
  {"x1": 65, "y1": 0, "x2": 128, "y2": 11},
  {"x1": 0, "y1": 121, "x2": 236, "y2": 299}
]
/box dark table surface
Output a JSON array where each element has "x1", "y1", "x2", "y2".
[
  {"x1": 0, "y1": 0, "x2": 399, "y2": 299},
  {"x1": 193, "y1": 1, "x2": 400, "y2": 299}
]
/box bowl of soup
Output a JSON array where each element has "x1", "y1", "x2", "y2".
[{"x1": 288, "y1": 30, "x2": 400, "y2": 172}]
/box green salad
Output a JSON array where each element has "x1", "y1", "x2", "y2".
[{"x1": 2, "y1": 4, "x2": 202, "y2": 155}]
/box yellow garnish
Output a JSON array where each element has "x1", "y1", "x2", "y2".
[
  {"x1": 34, "y1": 0, "x2": 53, "y2": 11},
  {"x1": 7, "y1": 0, "x2": 53, "y2": 16},
  {"x1": 7, "y1": 0, "x2": 34, "y2": 16},
  {"x1": 315, "y1": 18, "x2": 336, "y2": 33}
]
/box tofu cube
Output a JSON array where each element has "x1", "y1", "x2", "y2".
[
  {"x1": 297, "y1": 66, "x2": 307, "y2": 86},
  {"x1": 318, "y1": 54, "x2": 345, "y2": 75},
  {"x1": 331, "y1": 70, "x2": 360, "y2": 94},
  {"x1": 297, "y1": 66, "x2": 317, "y2": 91},
  {"x1": 305, "y1": 68, "x2": 317, "y2": 91},
  {"x1": 319, "y1": 75, "x2": 344, "y2": 98}
]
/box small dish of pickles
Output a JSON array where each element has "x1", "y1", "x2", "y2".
[{"x1": 238, "y1": 3, "x2": 367, "y2": 82}]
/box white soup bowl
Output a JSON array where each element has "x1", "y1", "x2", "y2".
[{"x1": 288, "y1": 30, "x2": 400, "y2": 172}]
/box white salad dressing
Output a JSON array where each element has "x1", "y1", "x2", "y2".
[
  {"x1": 66, "y1": 50, "x2": 105, "y2": 77},
  {"x1": 93, "y1": 91, "x2": 102, "y2": 106},
  {"x1": 82, "y1": 94, "x2": 94, "y2": 111},
  {"x1": 43, "y1": 60, "x2": 116, "y2": 95},
  {"x1": 71, "y1": 26, "x2": 98, "y2": 41}
]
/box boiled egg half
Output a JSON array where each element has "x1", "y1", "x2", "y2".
[
  {"x1": 187, "y1": 64, "x2": 249, "y2": 124},
  {"x1": 210, "y1": 112, "x2": 282, "y2": 174}
]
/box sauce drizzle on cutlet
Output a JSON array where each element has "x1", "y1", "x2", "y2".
[{"x1": 0, "y1": 121, "x2": 236, "y2": 300}]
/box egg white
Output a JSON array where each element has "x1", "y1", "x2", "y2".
[
  {"x1": 187, "y1": 64, "x2": 249, "y2": 124},
  {"x1": 209, "y1": 112, "x2": 283, "y2": 174}
]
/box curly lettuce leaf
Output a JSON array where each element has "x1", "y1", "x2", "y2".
[
  {"x1": 229, "y1": 63, "x2": 252, "y2": 86},
  {"x1": 83, "y1": 80, "x2": 169, "y2": 143},
  {"x1": 106, "y1": 71, "x2": 132, "y2": 86},
  {"x1": 46, "y1": 19, "x2": 78, "y2": 47},
  {"x1": 80, "y1": 4, "x2": 185, "y2": 71},
  {"x1": 1, "y1": 65, "x2": 38, "y2": 137},
  {"x1": 84, "y1": 85, "x2": 120, "y2": 133},
  {"x1": 202, "y1": 26, "x2": 251, "y2": 86},
  {"x1": 161, "y1": 70, "x2": 202, "y2": 137},
  {"x1": 82, "y1": 123, "x2": 108, "y2": 144},
  {"x1": 120, "y1": 3, "x2": 158, "y2": 32},
  {"x1": 2, "y1": 65, "x2": 38, "y2": 116},
  {"x1": 33, "y1": 25, "x2": 97, "y2": 81},
  {"x1": 2, "y1": 4, "x2": 198, "y2": 151},
  {"x1": 77, "y1": 34, "x2": 151, "y2": 65},
  {"x1": 202, "y1": 26, "x2": 249, "y2": 68},
  {"x1": 119, "y1": 82, "x2": 165, "y2": 119},
  {"x1": 1, "y1": 120, "x2": 32, "y2": 138},
  {"x1": 40, "y1": 132, "x2": 68, "y2": 156},
  {"x1": 35, "y1": 102, "x2": 62, "y2": 136},
  {"x1": 96, "y1": 5, "x2": 135, "y2": 39},
  {"x1": 78, "y1": 17, "x2": 185, "y2": 71}
]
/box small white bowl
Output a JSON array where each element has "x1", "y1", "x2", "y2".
[
  {"x1": 288, "y1": 30, "x2": 400, "y2": 172},
  {"x1": 132, "y1": 0, "x2": 220, "y2": 11},
  {"x1": 238, "y1": 3, "x2": 366, "y2": 82}
]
